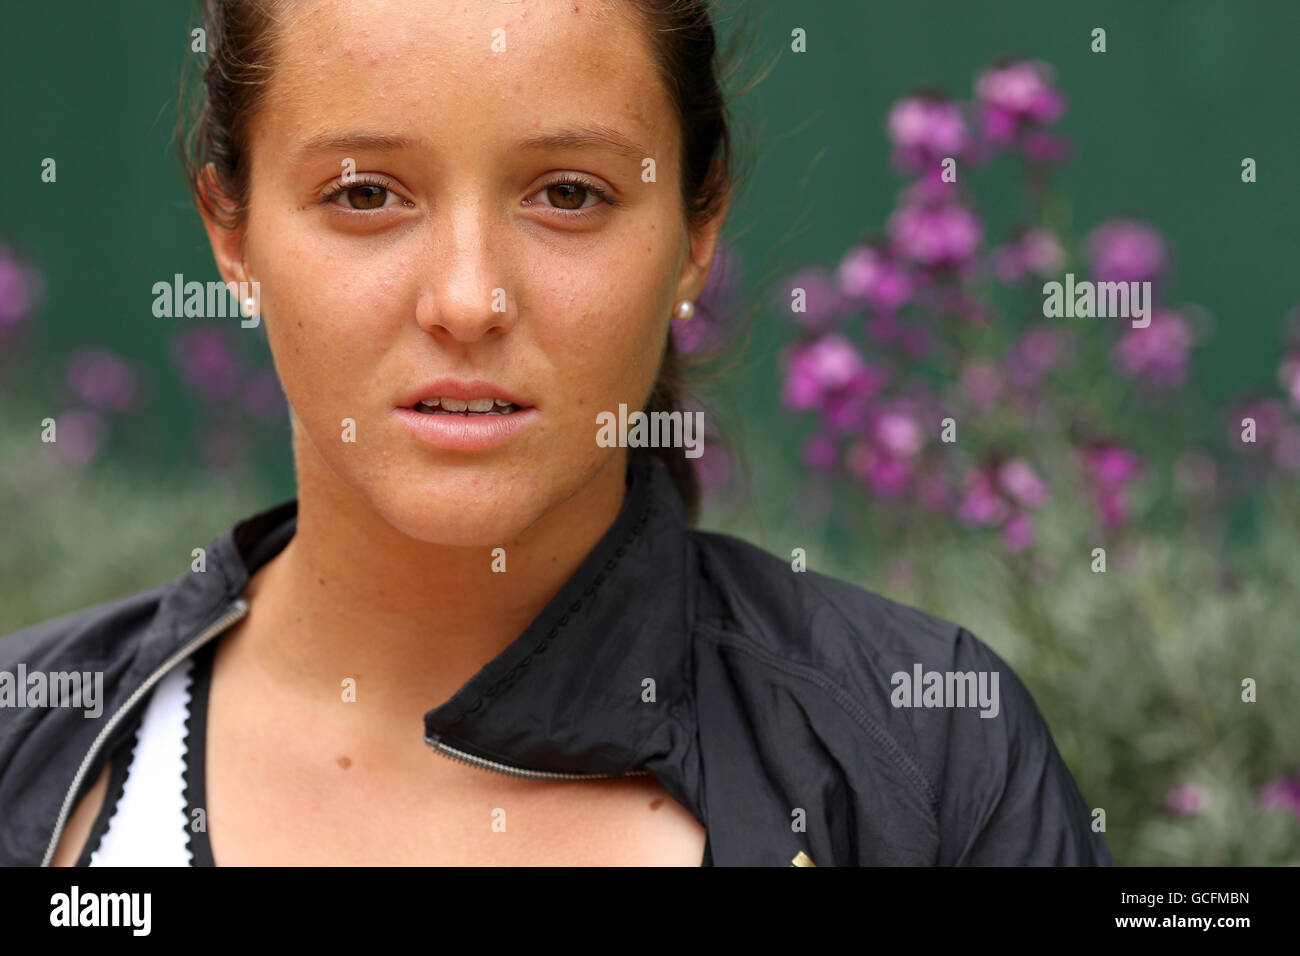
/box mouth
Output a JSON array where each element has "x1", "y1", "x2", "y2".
[
  {"x1": 393, "y1": 389, "x2": 539, "y2": 451},
  {"x1": 408, "y1": 397, "x2": 524, "y2": 416}
]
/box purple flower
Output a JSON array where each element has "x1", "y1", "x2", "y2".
[
  {"x1": 960, "y1": 360, "x2": 1003, "y2": 412},
  {"x1": 1021, "y1": 129, "x2": 1073, "y2": 165},
  {"x1": 1112, "y1": 309, "x2": 1193, "y2": 389},
  {"x1": 954, "y1": 455, "x2": 1048, "y2": 548},
  {"x1": 1079, "y1": 443, "x2": 1143, "y2": 528},
  {"x1": 1273, "y1": 425, "x2": 1300, "y2": 472},
  {"x1": 911, "y1": 468, "x2": 951, "y2": 514},
  {"x1": 888, "y1": 186, "x2": 983, "y2": 271},
  {"x1": 1259, "y1": 775, "x2": 1300, "y2": 819},
  {"x1": 51, "y1": 408, "x2": 108, "y2": 468},
  {"x1": 992, "y1": 228, "x2": 1065, "y2": 283},
  {"x1": 171, "y1": 326, "x2": 242, "y2": 400},
  {"x1": 998, "y1": 458, "x2": 1049, "y2": 508},
  {"x1": 1164, "y1": 784, "x2": 1210, "y2": 816},
  {"x1": 838, "y1": 398, "x2": 928, "y2": 498},
  {"x1": 846, "y1": 441, "x2": 914, "y2": 497},
  {"x1": 871, "y1": 407, "x2": 924, "y2": 458},
  {"x1": 65, "y1": 347, "x2": 139, "y2": 412},
  {"x1": 886, "y1": 95, "x2": 970, "y2": 176},
  {"x1": 1005, "y1": 325, "x2": 1074, "y2": 390},
  {"x1": 866, "y1": 311, "x2": 905, "y2": 347},
  {"x1": 838, "y1": 245, "x2": 915, "y2": 313},
  {"x1": 781, "y1": 334, "x2": 885, "y2": 431},
  {"x1": 778, "y1": 267, "x2": 844, "y2": 333},
  {"x1": 1081, "y1": 444, "x2": 1142, "y2": 489},
  {"x1": 1001, "y1": 512, "x2": 1036, "y2": 551},
  {"x1": 242, "y1": 368, "x2": 287, "y2": 421},
  {"x1": 957, "y1": 464, "x2": 1010, "y2": 527},
  {"x1": 974, "y1": 61, "x2": 1066, "y2": 146},
  {"x1": 802, "y1": 433, "x2": 839, "y2": 472},
  {"x1": 1085, "y1": 219, "x2": 1169, "y2": 286},
  {"x1": 1227, "y1": 399, "x2": 1287, "y2": 450},
  {"x1": 0, "y1": 242, "x2": 45, "y2": 332},
  {"x1": 937, "y1": 287, "x2": 993, "y2": 327}
]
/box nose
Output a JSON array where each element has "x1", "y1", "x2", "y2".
[{"x1": 414, "y1": 201, "x2": 518, "y2": 343}]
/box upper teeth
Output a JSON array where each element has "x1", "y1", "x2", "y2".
[{"x1": 419, "y1": 397, "x2": 514, "y2": 412}]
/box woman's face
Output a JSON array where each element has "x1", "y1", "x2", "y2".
[{"x1": 204, "y1": 0, "x2": 722, "y2": 544}]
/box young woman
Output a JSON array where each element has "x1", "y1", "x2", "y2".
[{"x1": 0, "y1": 0, "x2": 1112, "y2": 867}]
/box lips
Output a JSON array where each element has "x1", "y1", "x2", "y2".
[
  {"x1": 393, "y1": 378, "x2": 537, "y2": 451},
  {"x1": 396, "y1": 379, "x2": 532, "y2": 412}
]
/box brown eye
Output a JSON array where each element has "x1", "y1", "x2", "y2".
[
  {"x1": 546, "y1": 182, "x2": 590, "y2": 210},
  {"x1": 524, "y1": 177, "x2": 613, "y2": 218},
  {"x1": 337, "y1": 184, "x2": 390, "y2": 210}
]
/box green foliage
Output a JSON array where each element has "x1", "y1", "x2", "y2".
[{"x1": 0, "y1": 401, "x2": 270, "y2": 634}]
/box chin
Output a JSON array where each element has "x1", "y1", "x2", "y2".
[
  {"x1": 360, "y1": 452, "x2": 604, "y2": 548},
  {"x1": 360, "y1": 479, "x2": 544, "y2": 547}
]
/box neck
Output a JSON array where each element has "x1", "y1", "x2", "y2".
[{"x1": 239, "y1": 428, "x2": 629, "y2": 721}]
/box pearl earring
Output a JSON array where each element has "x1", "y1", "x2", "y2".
[{"x1": 672, "y1": 299, "x2": 695, "y2": 322}]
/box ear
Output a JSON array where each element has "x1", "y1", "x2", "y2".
[
  {"x1": 196, "y1": 163, "x2": 253, "y2": 290},
  {"x1": 673, "y1": 186, "x2": 731, "y2": 308}
]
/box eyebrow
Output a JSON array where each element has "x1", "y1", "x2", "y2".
[
  {"x1": 515, "y1": 124, "x2": 649, "y2": 160},
  {"x1": 295, "y1": 131, "x2": 423, "y2": 158},
  {"x1": 293, "y1": 125, "x2": 649, "y2": 161}
]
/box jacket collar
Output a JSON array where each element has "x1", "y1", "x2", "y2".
[{"x1": 198, "y1": 448, "x2": 703, "y2": 815}]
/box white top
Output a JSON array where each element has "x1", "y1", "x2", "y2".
[{"x1": 88, "y1": 658, "x2": 195, "y2": 866}]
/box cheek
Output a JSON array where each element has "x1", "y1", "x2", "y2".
[
  {"x1": 253, "y1": 228, "x2": 411, "y2": 421},
  {"x1": 526, "y1": 242, "x2": 673, "y2": 412}
]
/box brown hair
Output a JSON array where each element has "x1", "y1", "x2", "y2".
[{"x1": 179, "y1": 0, "x2": 751, "y2": 523}]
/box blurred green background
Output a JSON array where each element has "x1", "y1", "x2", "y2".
[{"x1": 2, "y1": 0, "x2": 1299, "y2": 865}]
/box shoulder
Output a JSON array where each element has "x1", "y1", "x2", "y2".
[
  {"x1": 688, "y1": 529, "x2": 1113, "y2": 865},
  {"x1": 0, "y1": 586, "x2": 174, "y2": 865},
  {"x1": 0, "y1": 584, "x2": 170, "y2": 674},
  {"x1": 688, "y1": 528, "x2": 969, "y2": 682},
  {"x1": 0, "y1": 583, "x2": 170, "y2": 760}
]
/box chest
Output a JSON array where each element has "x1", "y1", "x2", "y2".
[{"x1": 203, "y1": 655, "x2": 707, "y2": 866}]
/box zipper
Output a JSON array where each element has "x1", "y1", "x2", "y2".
[
  {"x1": 424, "y1": 733, "x2": 650, "y2": 782},
  {"x1": 40, "y1": 598, "x2": 250, "y2": 867}
]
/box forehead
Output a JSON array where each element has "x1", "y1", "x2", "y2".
[{"x1": 256, "y1": 0, "x2": 675, "y2": 163}]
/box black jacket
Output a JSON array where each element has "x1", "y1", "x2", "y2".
[{"x1": 0, "y1": 449, "x2": 1113, "y2": 866}]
